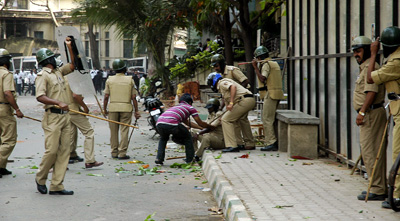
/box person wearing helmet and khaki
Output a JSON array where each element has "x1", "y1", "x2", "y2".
[
  {"x1": 103, "y1": 59, "x2": 140, "y2": 160},
  {"x1": 191, "y1": 98, "x2": 225, "y2": 160},
  {"x1": 207, "y1": 72, "x2": 255, "y2": 153},
  {"x1": 0, "y1": 48, "x2": 24, "y2": 178},
  {"x1": 64, "y1": 77, "x2": 104, "y2": 169},
  {"x1": 352, "y1": 36, "x2": 387, "y2": 201},
  {"x1": 367, "y1": 26, "x2": 400, "y2": 209},
  {"x1": 252, "y1": 46, "x2": 285, "y2": 151},
  {"x1": 34, "y1": 38, "x2": 75, "y2": 195},
  {"x1": 211, "y1": 54, "x2": 255, "y2": 150}
]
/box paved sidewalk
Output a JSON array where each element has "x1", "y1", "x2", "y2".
[{"x1": 202, "y1": 150, "x2": 400, "y2": 220}]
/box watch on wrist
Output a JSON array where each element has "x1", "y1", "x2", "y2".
[{"x1": 358, "y1": 111, "x2": 365, "y2": 116}]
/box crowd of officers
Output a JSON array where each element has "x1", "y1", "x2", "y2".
[
  {"x1": 0, "y1": 37, "x2": 140, "y2": 195},
  {"x1": 1, "y1": 26, "x2": 400, "y2": 209},
  {"x1": 155, "y1": 26, "x2": 400, "y2": 210}
]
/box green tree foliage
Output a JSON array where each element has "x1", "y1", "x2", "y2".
[
  {"x1": 73, "y1": 0, "x2": 192, "y2": 95},
  {"x1": 169, "y1": 41, "x2": 220, "y2": 80}
]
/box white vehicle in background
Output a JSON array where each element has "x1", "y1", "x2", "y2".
[
  {"x1": 12, "y1": 56, "x2": 38, "y2": 74},
  {"x1": 126, "y1": 56, "x2": 147, "y2": 75}
]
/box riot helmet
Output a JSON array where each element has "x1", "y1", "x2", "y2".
[
  {"x1": 254, "y1": 46, "x2": 269, "y2": 59},
  {"x1": 36, "y1": 48, "x2": 56, "y2": 68},
  {"x1": 380, "y1": 26, "x2": 400, "y2": 47},
  {"x1": 0, "y1": 48, "x2": 12, "y2": 69},
  {"x1": 207, "y1": 72, "x2": 222, "y2": 93},
  {"x1": 210, "y1": 54, "x2": 225, "y2": 67},
  {"x1": 112, "y1": 59, "x2": 127, "y2": 72},
  {"x1": 351, "y1": 36, "x2": 372, "y2": 63},
  {"x1": 204, "y1": 98, "x2": 220, "y2": 112},
  {"x1": 380, "y1": 26, "x2": 400, "y2": 58}
]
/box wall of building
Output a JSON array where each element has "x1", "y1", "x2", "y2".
[{"x1": 283, "y1": 0, "x2": 400, "y2": 165}]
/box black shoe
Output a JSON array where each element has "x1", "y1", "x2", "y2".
[
  {"x1": 382, "y1": 199, "x2": 400, "y2": 209},
  {"x1": 357, "y1": 193, "x2": 387, "y2": 201},
  {"x1": 85, "y1": 161, "x2": 104, "y2": 169},
  {"x1": 112, "y1": 155, "x2": 118, "y2": 159},
  {"x1": 261, "y1": 142, "x2": 278, "y2": 151},
  {"x1": 118, "y1": 155, "x2": 130, "y2": 160},
  {"x1": 0, "y1": 174, "x2": 2, "y2": 178},
  {"x1": 70, "y1": 156, "x2": 84, "y2": 162},
  {"x1": 238, "y1": 145, "x2": 245, "y2": 150},
  {"x1": 68, "y1": 159, "x2": 75, "y2": 164},
  {"x1": 155, "y1": 160, "x2": 163, "y2": 165},
  {"x1": 194, "y1": 156, "x2": 201, "y2": 162},
  {"x1": 0, "y1": 168, "x2": 12, "y2": 175},
  {"x1": 36, "y1": 180, "x2": 47, "y2": 194},
  {"x1": 222, "y1": 147, "x2": 240, "y2": 153},
  {"x1": 49, "y1": 190, "x2": 74, "y2": 195}
]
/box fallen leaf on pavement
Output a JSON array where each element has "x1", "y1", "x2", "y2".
[
  {"x1": 239, "y1": 154, "x2": 249, "y2": 158},
  {"x1": 302, "y1": 162, "x2": 313, "y2": 165}
]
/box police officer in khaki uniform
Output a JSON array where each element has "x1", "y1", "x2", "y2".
[
  {"x1": 211, "y1": 54, "x2": 255, "y2": 150},
  {"x1": 252, "y1": 46, "x2": 285, "y2": 151},
  {"x1": 0, "y1": 49, "x2": 24, "y2": 178},
  {"x1": 35, "y1": 38, "x2": 75, "y2": 195},
  {"x1": 351, "y1": 36, "x2": 387, "y2": 201},
  {"x1": 367, "y1": 26, "x2": 400, "y2": 209},
  {"x1": 65, "y1": 78, "x2": 103, "y2": 168},
  {"x1": 207, "y1": 72, "x2": 256, "y2": 152},
  {"x1": 192, "y1": 98, "x2": 225, "y2": 160},
  {"x1": 104, "y1": 59, "x2": 140, "y2": 160}
]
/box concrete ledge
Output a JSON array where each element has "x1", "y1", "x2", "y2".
[
  {"x1": 276, "y1": 110, "x2": 319, "y2": 159},
  {"x1": 276, "y1": 109, "x2": 320, "y2": 125},
  {"x1": 202, "y1": 152, "x2": 251, "y2": 221}
]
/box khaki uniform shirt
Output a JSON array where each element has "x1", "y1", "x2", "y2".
[
  {"x1": 35, "y1": 65, "x2": 73, "y2": 109},
  {"x1": 223, "y1": 65, "x2": 248, "y2": 85},
  {"x1": 260, "y1": 61, "x2": 285, "y2": 100},
  {"x1": 64, "y1": 77, "x2": 82, "y2": 115},
  {"x1": 0, "y1": 66, "x2": 16, "y2": 116},
  {"x1": 217, "y1": 78, "x2": 252, "y2": 104},
  {"x1": 207, "y1": 111, "x2": 223, "y2": 137},
  {"x1": 371, "y1": 47, "x2": 400, "y2": 115},
  {"x1": 104, "y1": 73, "x2": 137, "y2": 112},
  {"x1": 353, "y1": 58, "x2": 384, "y2": 111}
]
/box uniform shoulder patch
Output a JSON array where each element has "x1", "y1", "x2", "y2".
[
  {"x1": 226, "y1": 66, "x2": 237, "y2": 71},
  {"x1": 37, "y1": 70, "x2": 46, "y2": 76}
]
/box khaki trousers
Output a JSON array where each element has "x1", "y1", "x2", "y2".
[
  {"x1": 195, "y1": 133, "x2": 225, "y2": 157},
  {"x1": 392, "y1": 114, "x2": 400, "y2": 198},
  {"x1": 262, "y1": 95, "x2": 279, "y2": 146},
  {"x1": 222, "y1": 97, "x2": 255, "y2": 147},
  {"x1": 108, "y1": 112, "x2": 132, "y2": 157},
  {"x1": 359, "y1": 107, "x2": 387, "y2": 195},
  {"x1": 70, "y1": 114, "x2": 96, "y2": 163},
  {"x1": 234, "y1": 116, "x2": 255, "y2": 147},
  {"x1": 0, "y1": 115, "x2": 17, "y2": 168},
  {"x1": 36, "y1": 112, "x2": 71, "y2": 191}
]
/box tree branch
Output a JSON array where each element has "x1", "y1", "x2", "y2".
[{"x1": 29, "y1": 0, "x2": 60, "y2": 27}]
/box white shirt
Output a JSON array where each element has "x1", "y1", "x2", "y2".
[
  {"x1": 90, "y1": 70, "x2": 97, "y2": 79},
  {"x1": 28, "y1": 73, "x2": 36, "y2": 84},
  {"x1": 16, "y1": 72, "x2": 23, "y2": 84}
]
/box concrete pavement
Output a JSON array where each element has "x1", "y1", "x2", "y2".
[
  {"x1": 189, "y1": 100, "x2": 400, "y2": 220},
  {"x1": 199, "y1": 129, "x2": 400, "y2": 220}
]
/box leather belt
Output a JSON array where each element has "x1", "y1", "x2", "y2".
[
  {"x1": 46, "y1": 107, "x2": 68, "y2": 114},
  {"x1": 0, "y1": 102, "x2": 10, "y2": 104},
  {"x1": 257, "y1": 86, "x2": 268, "y2": 91},
  {"x1": 370, "y1": 103, "x2": 383, "y2": 110},
  {"x1": 243, "y1": 94, "x2": 254, "y2": 98},
  {"x1": 356, "y1": 103, "x2": 384, "y2": 113}
]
